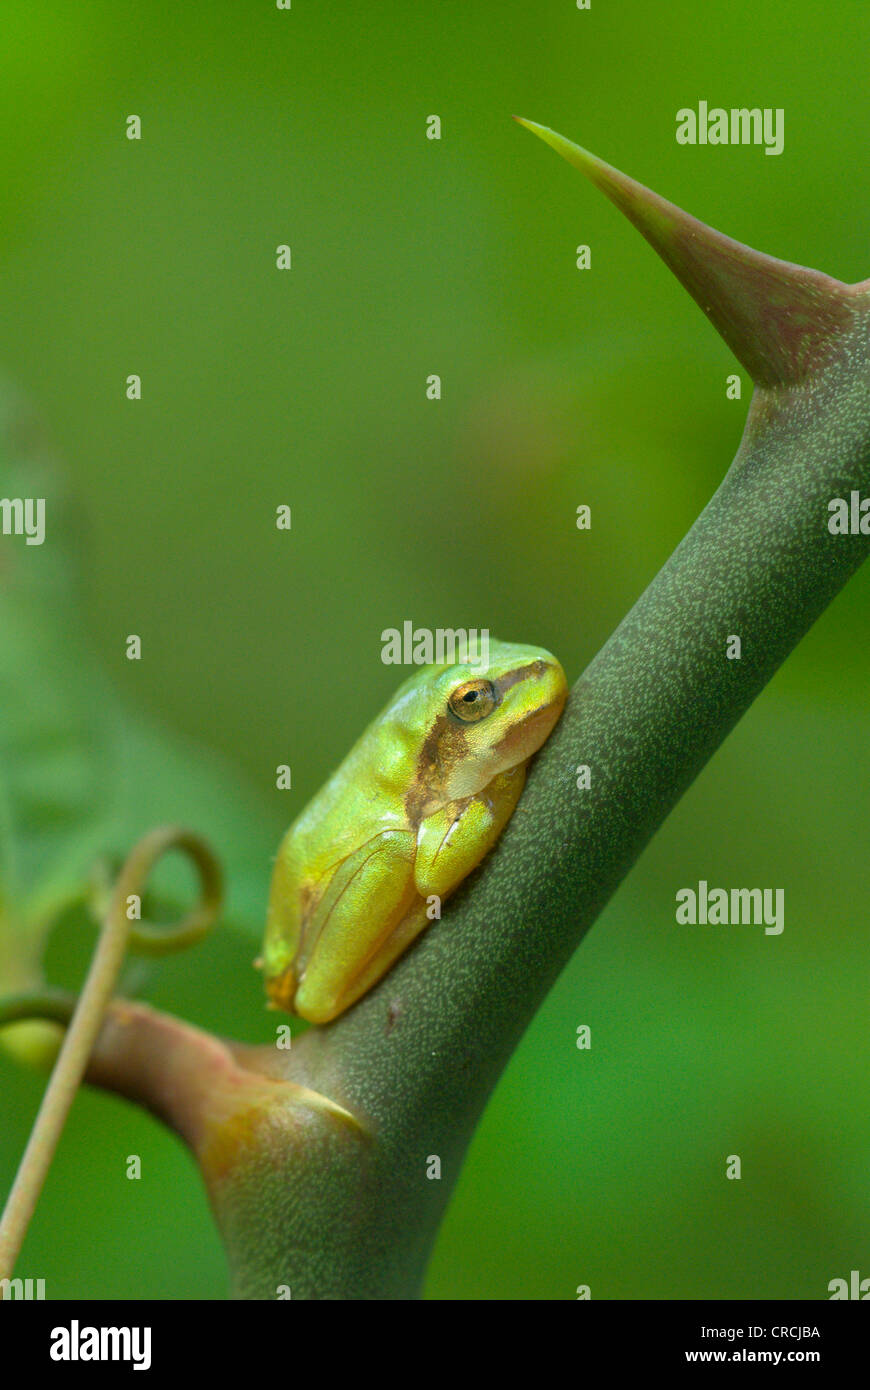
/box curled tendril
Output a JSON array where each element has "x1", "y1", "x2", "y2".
[
  {"x1": 0, "y1": 988, "x2": 77, "y2": 1029},
  {"x1": 124, "y1": 826, "x2": 223, "y2": 956},
  {"x1": 0, "y1": 825, "x2": 223, "y2": 1288}
]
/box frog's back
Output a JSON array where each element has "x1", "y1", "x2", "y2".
[{"x1": 279, "y1": 680, "x2": 429, "y2": 892}]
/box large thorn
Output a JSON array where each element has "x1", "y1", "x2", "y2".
[{"x1": 514, "y1": 117, "x2": 863, "y2": 389}]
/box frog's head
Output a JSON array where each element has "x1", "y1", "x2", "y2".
[{"x1": 402, "y1": 639, "x2": 568, "y2": 815}]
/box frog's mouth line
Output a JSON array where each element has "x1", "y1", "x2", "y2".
[{"x1": 493, "y1": 697, "x2": 565, "y2": 761}]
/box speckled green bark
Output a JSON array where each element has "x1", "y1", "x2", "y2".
[{"x1": 210, "y1": 130, "x2": 870, "y2": 1299}]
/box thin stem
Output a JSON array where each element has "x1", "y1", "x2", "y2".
[{"x1": 0, "y1": 826, "x2": 222, "y2": 1287}]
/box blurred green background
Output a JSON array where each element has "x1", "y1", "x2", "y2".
[{"x1": 1, "y1": 0, "x2": 869, "y2": 1299}]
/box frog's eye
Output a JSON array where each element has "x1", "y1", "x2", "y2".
[{"x1": 448, "y1": 679, "x2": 497, "y2": 722}]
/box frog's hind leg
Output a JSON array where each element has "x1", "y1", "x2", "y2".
[
  {"x1": 293, "y1": 830, "x2": 422, "y2": 1023},
  {"x1": 314, "y1": 896, "x2": 432, "y2": 1022}
]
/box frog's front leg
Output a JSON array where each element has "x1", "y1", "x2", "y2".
[
  {"x1": 292, "y1": 830, "x2": 419, "y2": 1023},
  {"x1": 414, "y1": 764, "x2": 527, "y2": 900}
]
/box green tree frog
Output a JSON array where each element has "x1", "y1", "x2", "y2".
[{"x1": 260, "y1": 640, "x2": 567, "y2": 1023}]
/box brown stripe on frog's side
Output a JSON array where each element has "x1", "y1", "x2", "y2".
[
  {"x1": 403, "y1": 661, "x2": 546, "y2": 826},
  {"x1": 404, "y1": 713, "x2": 469, "y2": 827}
]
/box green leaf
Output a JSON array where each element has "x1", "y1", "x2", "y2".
[{"x1": 0, "y1": 377, "x2": 279, "y2": 1039}]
